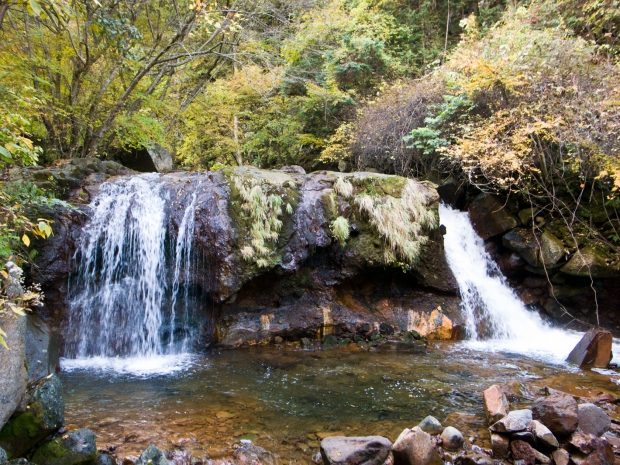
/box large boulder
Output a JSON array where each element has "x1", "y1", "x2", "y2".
[
  {"x1": 25, "y1": 316, "x2": 59, "y2": 383},
  {"x1": 531, "y1": 395, "x2": 578, "y2": 436},
  {"x1": 483, "y1": 385, "x2": 509, "y2": 425},
  {"x1": 392, "y1": 427, "x2": 442, "y2": 465},
  {"x1": 0, "y1": 314, "x2": 27, "y2": 431},
  {"x1": 31, "y1": 428, "x2": 97, "y2": 465},
  {"x1": 566, "y1": 329, "x2": 613, "y2": 368},
  {"x1": 502, "y1": 229, "x2": 539, "y2": 267},
  {"x1": 577, "y1": 403, "x2": 610, "y2": 437},
  {"x1": 0, "y1": 375, "x2": 64, "y2": 458},
  {"x1": 320, "y1": 436, "x2": 392, "y2": 465},
  {"x1": 468, "y1": 193, "x2": 518, "y2": 240}
]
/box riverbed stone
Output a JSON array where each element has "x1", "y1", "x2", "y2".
[
  {"x1": 320, "y1": 436, "x2": 392, "y2": 465},
  {"x1": 0, "y1": 312, "x2": 28, "y2": 431},
  {"x1": 468, "y1": 193, "x2": 518, "y2": 240},
  {"x1": 233, "y1": 443, "x2": 280, "y2": 465},
  {"x1": 490, "y1": 409, "x2": 532, "y2": 433},
  {"x1": 528, "y1": 420, "x2": 559, "y2": 449},
  {"x1": 511, "y1": 440, "x2": 537, "y2": 465},
  {"x1": 440, "y1": 427, "x2": 464, "y2": 450},
  {"x1": 31, "y1": 428, "x2": 97, "y2": 465},
  {"x1": 567, "y1": 329, "x2": 613, "y2": 368},
  {"x1": 577, "y1": 403, "x2": 611, "y2": 437},
  {"x1": 483, "y1": 385, "x2": 509, "y2": 425},
  {"x1": 418, "y1": 416, "x2": 443, "y2": 435},
  {"x1": 135, "y1": 445, "x2": 168, "y2": 465},
  {"x1": 552, "y1": 449, "x2": 570, "y2": 465},
  {"x1": 490, "y1": 434, "x2": 509, "y2": 459},
  {"x1": 531, "y1": 395, "x2": 578, "y2": 436},
  {"x1": 392, "y1": 427, "x2": 442, "y2": 465}
]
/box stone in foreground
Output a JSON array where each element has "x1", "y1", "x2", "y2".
[
  {"x1": 418, "y1": 416, "x2": 443, "y2": 435},
  {"x1": 491, "y1": 434, "x2": 509, "y2": 459},
  {"x1": 531, "y1": 395, "x2": 578, "y2": 436},
  {"x1": 489, "y1": 409, "x2": 532, "y2": 433},
  {"x1": 511, "y1": 440, "x2": 537, "y2": 465},
  {"x1": 552, "y1": 449, "x2": 570, "y2": 465},
  {"x1": 440, "y1": 427, "x2": 464, "y2": 451},
  {"x1": 528, "y1": 420, "x2": 559, "y2": 449},
  {"x1": 567, "y1": 329, "x2": 613, "y2": 368},
  {"x1": 0, "y1": 375, "x2": 64, "y2": 458},
  {"x1": 135, "y1": 445, "x2": 168, "y2": 465},
  {"x1": 31, "y1": 428, "x2": 97, "y2": 465},
  {"x1": 320, "y1": 436, "x2": 392, "y2": 465},
  {"x1": 483, "y1": 385, "x2": 509, "y2": 425},
  {"x1": 392, "y1": 427, "x2": 442, "y2": 465},
  {"x1": 577, "y1": 403, "x2": 611, "y2": 437}
]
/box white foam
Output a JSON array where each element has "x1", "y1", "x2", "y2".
[
  {"x1": 60, "y1": 353, "x2": 199, "y2": 377},
  {"x1": 440, "y1": 204, "x2": 620, "y2": 367}
]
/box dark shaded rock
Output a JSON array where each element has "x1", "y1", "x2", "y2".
[
  {"x1": 533, "y1": 449, "x2": 551, "y2": 464},
  {"x1": 0, "y1": 313, "x2": 27, "y2": 430},
  {"x1": 392, "y1": 427, "x2": 442, "y2": 465},
  {"x1": 31, "y1": 428, "x2": 97, "y2": 465},
  {"x1": 418, "y1": 416, "x2": 443, "y2": 435},
  {"x1": 577, "y1": 403, "x2": 611, "y2": 437},
  {"x1": 531, "y1": 395, "x2": 578, "y2": 436},
  {"x1": 322, "y1": 334, "x2": 339, "y2": 350},
  {"x1": 511, "y1": 440, "x2": 537, "y2": 465},
  {"x1": 0, "y1": 374, "x2": 65, "y2": 458},
  {"x1": 320, "y1": 436, "x2": 392, "y2": 465},
  {"x1": 489, "y1": 409, "x2": 532, "y2": 433},
  {"x1": 468, "y1": 193, "x2": 518, "y2": 240},
  {"x1": 510, "y1": 431, "x2": 535, "y2": 444},
  {"x1": 527, "y1": 420, "x2": 558, "y2": 449},
  {"x1": 552, "y1": 449, "x2": 570, "y2": 465},
  {"x1": 25, "y1": 315, "x2": 59, "y2": 383},
  {"x1": 95, "y1": 454, "x2": 116, "y2": 465},
  {"x1": 437, "y1": 181, "x2": 464, "y2": 209},
  {"x1": 439, "y1": 426, "x2": 464, "y2": 450},
  {"x1": 135, "y1": 445, "x2": 168, "y2": 465},
  {"x1": 567, "y1": 329, "x2": 613, "y2": 368},
  {"x1": 483, "y1": 385, "x2": 509, "y2": 425},
  {"x1": 502, "y1": 229, "x2": 539, "y2": 267},
  {"x1": 490, "y1": 434, "x2": 509, "y2": 459}
]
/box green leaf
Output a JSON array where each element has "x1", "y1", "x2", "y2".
[
  {"x1": 0, "y1": 335, "x2": 7, "y2": 350},
  {"x1": 28, "y1": 0, "x2": 43, "y2": 16},
  {"x1": 0, "y1": 146, "x2": 14, "y2": 162}
]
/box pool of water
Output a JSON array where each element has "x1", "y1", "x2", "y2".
[{"x1": 60, "y1": 342, "x2": 620, "y2": 463}]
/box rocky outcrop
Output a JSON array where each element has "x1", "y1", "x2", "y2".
[
  {"x1": 0, "y1": 375, "x2": 64, "y2": 459},
  {"x1": 23, "y1": 164, "x2": 460, "y2": 350}
]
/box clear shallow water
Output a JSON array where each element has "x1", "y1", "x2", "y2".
[{"x1": 60, "y1": 344, "x2": 620, "y2": 464}]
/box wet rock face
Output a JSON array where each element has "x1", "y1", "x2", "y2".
[
  {"x1": 320, "y1": 436, "x2": 392, "y2": 465},
  {"x1": 30, "y1": 166, "x2": 459, "y2": 350},
  {"x1": 0, "y1": 375, "x2": 64, "y2": 459}
]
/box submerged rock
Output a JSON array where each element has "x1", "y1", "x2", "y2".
[
  {"x1": 320, "y1": 436, "x2": 392, "y2": 465},
  {"x1": 233, "y1": 443, "x2": 279, "y2": 465},
  {"x1": 31, "y1": 428, "x2": 97, "y2": 465},
  {"x1": 531, "y1": 395, "x2": 578, "y2": 436},
  {"x1": 567, "y1": 329, "x2": 613, "y2": 368},
  {"x1": 392, "y1": 427, "x2": 442, "y2": 465}
]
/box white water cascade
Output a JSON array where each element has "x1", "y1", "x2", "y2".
[
  {"x1": 63, "y1": 174, "x2": 200, "y2": 373},
  {"x1": 439, "y1": 204, "x2": 619, "y2": 365}
]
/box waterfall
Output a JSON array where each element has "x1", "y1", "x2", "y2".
[
  {"x1": 65, "y1": 174, "x2": 199, "y2": 367},
  {"x1": 439, "y1": 204, "x2": 620, "y2": 364}
]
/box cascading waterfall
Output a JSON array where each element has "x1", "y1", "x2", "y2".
[
  {"x1": 439, "y1": 204, "x2": 619, "y2": 364},
  {"x1": 65, "y1": 173, "x2": 200, "y2": 371}
]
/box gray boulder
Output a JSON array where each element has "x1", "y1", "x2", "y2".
[
  {"x1": 147, "y1": 145, "x2": 173, "y2": 173},
  {"x1": 392, "y1": 427, "x2": 442, "y2": 465},
  {"x1": 31, "y1": 428, "x2": 97, "y2": 465},
  {"x1": 0, "y1": 374, "x2": 64, "y2": 459},
  {"x1": 490, "y1": 409, "x2": 532, "y2": 433},
  {"x1": 418, "y1": 416, "x2": 443, "y2": 435},
  {"x1": 25, "y1": 315, "x2": 59, "y2": 383},
  {"x1": 0, "y1": 313, "x2": 27, "y2": 431},
  {"x1": 135, "y1": 445, "x2": 169, "y2": 465},
  {"x1": 577, "y1": 403, "x2": 610, "y2": 437},
  {"x1": 320, "y1": 436, "x2": 392, "y2": 465}
]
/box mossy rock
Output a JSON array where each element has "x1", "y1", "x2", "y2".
[
  {"x1": 31, "y1": 429, "x2": 97, "y2": 465},
  {"x1": 0, "y1": 375, "x2": 64, "y2": 459},
  {"x1": 561, "y1": 246, "x2": 620, "y2": 278}
]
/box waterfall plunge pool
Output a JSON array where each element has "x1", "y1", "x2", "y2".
[{"x1": 60, "y1": 343, "x2": 620, "y2": 464}]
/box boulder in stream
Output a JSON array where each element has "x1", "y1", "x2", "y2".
[
  {"x1": 439, "y1": 427, "x2": 464, "y2": 451},
  {"x1": 31, "y1": 428, "x2": 97, "y2": 465},
  {"x1": 566, "y1": 329, "x2": 613, "y2": 368},
  {"x1": 418, "y1": 416, "x2": 443, "y2": 435},
  {"x1": 0, "y1": 375, "x2": 64, "y2": 459},
  {"x1": 320, "y1": 436, "x2": 392, "y2": 465},
  {"x1": 392, "y1": 427, "x2": 442, "y2": 465},
  {"x1": 483, "y1": 385, "x2": 509, "y2": 425}
]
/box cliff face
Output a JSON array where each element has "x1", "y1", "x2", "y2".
[{"x1": 24, "y1": 161, "x2": 461, "y2": 351}]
